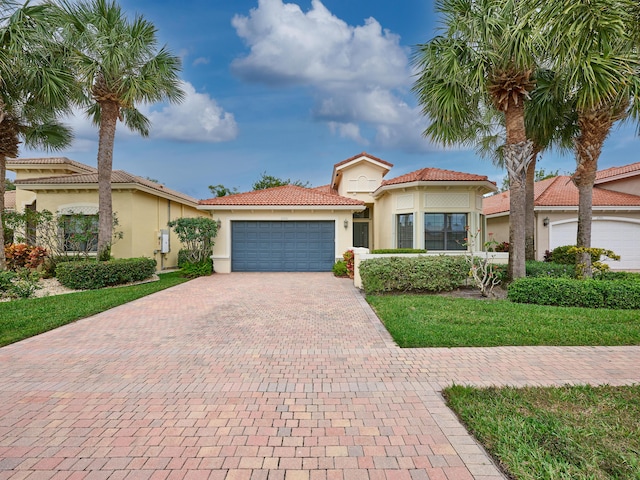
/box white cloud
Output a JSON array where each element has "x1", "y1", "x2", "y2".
[
  {"x1": 231, "y1": 0, "x2": 436, "y2": 152},
  {"x1": 144, "y1": 82, "x2": 238, "y2": 143},
  {"x1": 328, "y1": 122, "x2": 368, "y2": 145},
  {"x1": 192, "y1": 57, "x2": 210, "y2": 66}
]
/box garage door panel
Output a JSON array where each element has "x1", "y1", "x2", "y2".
[
  {"x1": 232, "y1": 221, "x2": 335, "y2": 272},
  {"x1": 550, "y1": 219, "x2": 640, "y2": 270}
]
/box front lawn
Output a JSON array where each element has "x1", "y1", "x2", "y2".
[
  {"x1": 444, "y1": 384, "x2": 640, "y2": 480},
  {"x1": 367, "y1": 294, "x2": 640, "y2": 347},
  {"x1": 0, "y1": 271, "x2": 190, "y2": 347}
]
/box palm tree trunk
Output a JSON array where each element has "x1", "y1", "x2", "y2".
[
  {"x1": 504, "y1": 97, "x2": 533, "y2": 280},
  {"x1": 97, "y1": 101, "x2": 119, "y2": 261},
  {"x1": 0, "y1": 155, "x2": 6, "y2": 270},
  {"x1": 574, "y1": 109, "x2": 612, "y2": 278},
  {"x1": 525, "y1": 152, "x2": 538, "y2": 261}
]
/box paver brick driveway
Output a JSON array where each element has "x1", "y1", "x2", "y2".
[{"x1": 1, "y1": 273, "x2": 639, "y2": 480}]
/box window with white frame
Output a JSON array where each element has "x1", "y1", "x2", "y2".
[
  {"x1": 424, "y1": 213, "x2": 467, "y2": 250},
  {"x1": 396, "y1": 213, "x2": 413, "y2": 249},
  {"x1": 62, "y1": 214, "x2": 99, "y2": 252}
]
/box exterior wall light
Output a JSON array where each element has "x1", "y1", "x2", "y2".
[
  {"x1": 543, "y1": 217, "x2": 549, "y2": 227},
  {"x1": 343, "y1": 219, "x2": 349, "y2": 229},
  {"x1": 216, "y1": 218, "x2": 222, "y2": 230}
]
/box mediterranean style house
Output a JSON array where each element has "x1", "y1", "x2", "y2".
[
  {"x1": 199, "y1": 152, "x2": 497, "y2": 273},
  {"x1": 8, "y1": 157, "x2": 205, "y2": 270},
  {"x1": 6, "y1": 153, "x2": 497, "y2": 273},
  {"x1": 484, "y1": 162, "x2": 640, "y2": 270}
]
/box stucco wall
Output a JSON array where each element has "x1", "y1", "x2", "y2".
[
  {"x1": 373, "y1": 188, "x2": 487, "y2": 251},
  {"x1": 335, "y1": 162, "x2": 386, "y2": 201},
  {"x1": 209, "y1": 209, "x2": 355, "y2": 273},
  {"x1": 598, "y1": 178, "x2": 640, "y2": 196},
  {"x1": 15, "y1": 188, "x2": 205, "y2": 271}
]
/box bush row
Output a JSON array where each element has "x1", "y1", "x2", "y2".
[
  {"x1": 507, "y1": 277, "x2": 640, "y2": 309},
  {"x1": 370, "y1": 248, "x2": 427, "y2": 254},
  {"x1": 56, "y1": 257, "x2": 156, "y2": 290},
  {"x1": 360, "y1": 255, "x2": 468, "y2": 294}
]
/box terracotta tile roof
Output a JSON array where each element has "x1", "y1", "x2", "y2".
[
  {"x1": 4, "y1": 190, "x2": 16, "y2": 210},
  {"x1": 333, "y1": 152, "x2": 393, "y2": 170},
  {"x1": 199, "y1": 185, "x2": 365, "y2": 206},
  {"x1": 381, "y1": 167, "x2": 494, "y2": 186},
  {"x1": 7, "y1": 157, "x2": 97, "y2": 173},
  {"x1": 311, "y1": 184, "x2": 339, "y2": 195},
  {"x1": 15, "y1": 170, "x2": 199, "y2": 205},
  {"x1": 595, "y1": 162, "x2": 640, "y2": 181},
  {"x1": 483, "y1": 175, "x2": 640, "y2": 215}
]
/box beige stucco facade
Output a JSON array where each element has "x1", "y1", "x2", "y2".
[
  {"x1": 371, "y1": 186, "x2": 489, "y2": 251},
  {"x1": 209, "y1": 208, "x2": 357, "y2": 274},
  {"x1": 9, "y1": 158, "x2": 207, "y2": 271}
]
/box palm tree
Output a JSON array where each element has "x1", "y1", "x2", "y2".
[
  {"x1": 0, "y1": 1, "x2": 74, "y2": 269},
  {"x1": 477, "y1": 69, "x2": 577, "y2": 260},
  {"x1": 60, "y1": 0, "x2": 184, "y2": 260},
  {"x1": 413, "y1": 0, "x2": 539, "y2": 279},
  {"x1": 529, "y1": 0, "x2": 640, "y2": 277}
]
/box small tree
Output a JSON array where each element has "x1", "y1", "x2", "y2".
[
  {"x1": 252, "y1": 172, "x2": 310, "y2": 190},
  {"x1": 167, "y1": 217, "x2": 218, "y2": 265}
]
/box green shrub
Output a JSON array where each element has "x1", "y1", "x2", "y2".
[
  {"x1": 177, "y1": 249, "x2": 190, "y2": 268},
  {"x1": 526, "y1": 261, "x2": 576, "y2": 278},
  {"x1": 508, "y1": 277, "x2": 640, "y2": 309},
  {"x1": 360, "y1": 255, "x2": 468, "y2": 294},
  {"x1": 332, "y1": 260, "x2": 348, "y2": 277},
  {"x1": 370, "y1": 248, "x2": 428, "y2": 254},
  {"x1": 0, "y1": 271, "x2": 16, "y2": 293},
  {"x1": 548, "y1": 245, "x2": 600, "y2": 265},
  {"x1": 9, "y1": 269, "x2": 41, "y2": 299},
  {"x1": 595, "y1": 271, "x2": 640, "y2": 282},
  {"x1": 180, "y1": 259, "x2": 213, "y2": 278},
  {"x1": 56, "y1": 257, "x2": 156, "y2": 290}
]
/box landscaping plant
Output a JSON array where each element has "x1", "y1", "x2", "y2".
[{"x1": 168, "y1": 217, "x2": 218, "y2": 276}]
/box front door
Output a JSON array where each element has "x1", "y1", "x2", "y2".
[{"x1": 353, "y1": 222, "x2": 369, "y2": 248}]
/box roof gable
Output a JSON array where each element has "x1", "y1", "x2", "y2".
[
  {"x1": 331, "y1": 152, "x2": 393, "y2": 189},
  {"x1": 7, "y1": 157, "x2": 97, "y2": 174},
  {"x1": 199, "y1": 184, "x2": 365, "y2": 207}
]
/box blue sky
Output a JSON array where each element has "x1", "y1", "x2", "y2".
[{"x1": 20, "y1": 0, "x2": 640, "y2": 199}]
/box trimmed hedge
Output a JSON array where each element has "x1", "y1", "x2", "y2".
[
  {"x1": 360, "y1": 255, "x2": 468, "y2": 294},
  {"x1": 508, "y1": 277, "x2": 640, "y2": 309},
  {"x1": 370, "y1": 248, "x2": 427, "y2": 254},
  {"x1": 548, "y1": 245, "x2": 600, "y2": 265},
  {"x1": 526, "y1": 260, "x2": 576, "y2": 278},
  {"x1": 56, "y1": 257, "x2": 156, "y2": 290}
]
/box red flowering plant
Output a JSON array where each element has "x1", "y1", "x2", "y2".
[{"x1": 343, "y1": 249, "x2": 355, "y2": 279}]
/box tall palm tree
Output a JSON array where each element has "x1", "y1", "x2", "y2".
[
  {"x1": 0, "y1": 1, "x2": 74, "y2": 269},
  {"x1": 529, "y1": 0, "x2": 640, "y2": 277},
  {"x1": 477, "y1": 69, "x2": 577, "y2": 260},
  {"x1": 60, "y1": 0, "x2": 184, "y2": 260},
  {"x1": 413, "y1": 0, "x2": 538, "y2": 279}
]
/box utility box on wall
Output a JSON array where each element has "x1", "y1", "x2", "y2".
[{"x1": 160, "y1": 229, "x2": 170, "y2": 253}]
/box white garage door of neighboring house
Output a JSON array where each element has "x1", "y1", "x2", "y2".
[
  {"x1": 231, "y1": 221, "x2": 335, "y2": 272},
  {"x1": 550, "y1": 218, "x2": 640, "y2": 270}
]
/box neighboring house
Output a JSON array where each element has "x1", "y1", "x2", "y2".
[
  {"x1": 4, "y1": 190, "x2": 16, "y2": 212},
  {"x1": 8, "y1": 157, "x2": 205, "y2": 270},
  {"x1": 484, "y1": 162, "x2": 640, "y2": 270},
  {"x1": 199, "y1": 152, "x2": 497, "y2": 273}
]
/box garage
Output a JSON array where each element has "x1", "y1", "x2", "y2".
[
  {"x1": 550, "y1": 218, "x2": 640, "y2": 270},
  {"x1": 231, "y1": 221, "x2": 336, "y2": 272}
]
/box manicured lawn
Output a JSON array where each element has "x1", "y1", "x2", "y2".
[
  {"x1": 0, "y1": 272, "x2": 190, "y2": 347},
  {"x1": 367, "y1": 294, "x2": 640, "y2": 347},
  {"x1": 444, "y1": 384, "x2": 640, "y2": 480}
]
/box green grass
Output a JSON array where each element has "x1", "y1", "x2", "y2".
[
  {"x1": 0, "y1": 272, "x2": 190, "y2": 347},
  {"x1": 367, "y1": 295, "x2": 640, "y2": 347},
  {"x1": 444, "y1": 384, "x2": 640, "y2": 480}
]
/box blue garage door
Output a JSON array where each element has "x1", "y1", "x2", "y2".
[{"x1": 232, "y1": 221, "x2": 335, "y2": 272}]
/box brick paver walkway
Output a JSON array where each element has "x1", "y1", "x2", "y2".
[{"x1": 1, "y1": 273, "x2": 639, "y2": 480}]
